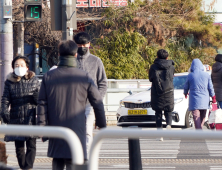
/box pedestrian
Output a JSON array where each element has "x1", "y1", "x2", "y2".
[
  {"x1": 1, "y1": 56, "x2": 40, "y2": 169},
  {"x1": 211, "y1": 54, "x2": 222, "y2": 109},
  {"x1": 149, "y1": 49, "x2": 175, "y2": 141},
  {"x1": 184, "y1": 59, "x2": 216, "y2": 129},
  {"x1": 73, "y1": 32, "x2": 107, "y2": 155},
  {"x1": 37, "y1": 40, "x2": 106, "y2": 170}
]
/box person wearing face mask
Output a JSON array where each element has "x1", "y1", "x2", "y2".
[
  {"x1": 1, "y1": 56, "x2": 40, "y2": 170},
  {"x1": 73, "y1": 32, "x2": 107, "y2": 157}
]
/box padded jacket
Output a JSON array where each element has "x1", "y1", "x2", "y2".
[
  {"x1": 149, "y1": 58, "x2": 175, "y2": 112},
  {"x1": 212, "y1": 56, "x2": 222, "y2": 101},
  {"x1": 0, "y1": 71, "x2": 40, "y2": 141}
]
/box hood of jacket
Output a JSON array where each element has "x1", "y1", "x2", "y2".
[
  {"x1": 215, "y1": 54, "x2": 222, "y2": 63},
  {"x1": 212, "y1": 61, "x2": 222, "y2": 73},
  {"x1": 154, "y1": 58, "x2": 174, "y2": 70},
  {"x1": 7, "y1": 71, "x2": 35, "y2": 83},
  {"x1": 190, "y1": 59, "x2": 204, "y2": 72}
]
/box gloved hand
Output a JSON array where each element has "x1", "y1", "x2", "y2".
[
  {"x1": 212, "y1": 95, "x2": 217, "y2": 103},
  {"x1": 2, "y1": 113, "x2": 10, "y2": 124},
  {"x1": 184, "y1": 94, "x2": 188, "y2": 99}
]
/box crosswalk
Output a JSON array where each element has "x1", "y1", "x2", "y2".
[
  {"x1": 4, "y1": 137, "x2": 222, "y2": 169},
  {"x1": 6, "y1": 139, "x2": 49, "y2": 169},
  {"x1": 99, "y1": 138, "x2": 180, "y2": 159},
  {"x1": 206, "y1": 140, "x2": 222, "y2": 157},
  {"x1": 210, "y1": 166, "x2": 222, "y2": 170}
]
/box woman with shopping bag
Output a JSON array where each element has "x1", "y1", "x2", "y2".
[{"x1": 184, "y1": 59, "x2": 216, "y2": 129}]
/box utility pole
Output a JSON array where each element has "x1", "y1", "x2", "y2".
[
  {"x1": 14, "y1": 22, "x2": 24, "y2": 56},
  {"x1": 17, "y1": 23, "x2": 24, "y2": 56},
  {"x1": 0, "y1": 0, "x2": 13, "y2": 98},
  {"x1": 62, "y1": 0, "x2": 77, "y2": 40},
  {"x1": 51, "y1": 0, "x2": 77, "y2": 40}
]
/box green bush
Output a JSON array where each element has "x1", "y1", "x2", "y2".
[{"x1": 90, "y1": 0, "x2": 220, "y2": 79}]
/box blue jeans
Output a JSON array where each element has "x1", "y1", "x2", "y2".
[{"x1": 218, "y1": 101, "x2": 222, "y2": 109}]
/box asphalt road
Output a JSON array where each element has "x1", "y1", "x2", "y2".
[{"x1": 4, "y1": 126, "x2": 222, "y2": 170}]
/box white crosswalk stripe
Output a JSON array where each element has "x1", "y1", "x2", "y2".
[
  {"x1": 99, "y1": 138, "x2": 180, "y2": 159},
  {"x1": 206, "y1": 140, "x2": 222, "y2": 157},
  {"x1": 210, "y1": 166, "x2": 222, "y2": 170}
]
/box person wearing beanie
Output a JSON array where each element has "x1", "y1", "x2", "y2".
[
  {"x1": 37, "y1": 40, "x2": 106, "y2": 169},
  {"x1": 212, "y1": 54, "x2": 222, "y2": 108},
  {"x1": 1, "y1": 56, "x2": 40, "y2": 169},
  {"x1": 149, "y1": 49, "x2": 175, "y2": 141},
  {"x1": 73, "y1": 32, "x2": 107, "y2": 156},
  {"x1": 184, "y1": 59, "x2": 216, "y2": 129}
]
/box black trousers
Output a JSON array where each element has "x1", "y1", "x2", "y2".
[
  {"x1": 155, "y1": 111, "x2": 172, "y2": 128},
  {"x1": 52, "y1": 158, "x2": 72, "y2": 170},
  {"x1": 14, "y1": 138, "x2": 36, "y2": 169}
]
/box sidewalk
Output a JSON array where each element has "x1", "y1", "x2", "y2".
[{"x1": 5, "y1": 139, "x2": 51, "y2": 170}]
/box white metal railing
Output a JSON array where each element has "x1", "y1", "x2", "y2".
[
  {"x1": 88, "y1": 128, "x2": 222, "y2": 170},
  {"x1": 0, "y1": 125, "x2": 84, "y2": 165},
  {"x1": 107, "y1": 88, "x2": 148, "y2": 93}
]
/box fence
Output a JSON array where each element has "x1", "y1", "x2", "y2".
[
  {"x1": 2, "y1": 125, "x2": 222, "y2": 169},
  {"x1": 35, "y1": 77, "x2": 151, "y2": 124},
  {"x1": 88, "y1": 128, "x2": 222, "y2": 170},
  {"x1": 0, "y1": 125, "x2": 84, "y2": 166}
]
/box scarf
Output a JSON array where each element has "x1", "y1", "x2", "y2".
[{"x1": 57, "y1": 55, "x2": 78, "y2": 68}]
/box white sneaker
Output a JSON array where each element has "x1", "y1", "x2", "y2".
[
  {"x1": 166, "y1": 125, "x2": 171, "y2": 129},
  {"x1": 156, "y1": 137, "x2": 163, "y2": 141}
]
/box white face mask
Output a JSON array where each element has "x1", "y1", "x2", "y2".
[{"x1": 14, "y1": 67, "x2": 28, "y2": 77}]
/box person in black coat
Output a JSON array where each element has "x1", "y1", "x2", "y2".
[
  {"x1": 212, "y1": 54, "x2": 222, "y2": 109},
  {"x1": 37, "y1": 40, "x2": 106, "y2": 170},
  {"x1": 1, "y1": 56, "x2": 40, "y2": 169},
  {"x1": 149, "y1": 49, "x2": 175, "y2": 135}
]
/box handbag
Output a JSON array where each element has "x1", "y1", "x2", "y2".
[
  {"x1": 172, "y1": 112, "x2": 180, "y2": 122},
  {"x1": 208, "y1": 103, "x2": 222, "y2": 124}
]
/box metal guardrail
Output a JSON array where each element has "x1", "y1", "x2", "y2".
[
  {"x1": 35, "y1": 75, "x2": 150, "y2": 112},
  {"x1": 0, "y1": 125, "x2": 84, "y2": 165},
  {"x1": 88, "y1": 128, "x2": 222, "y2": 170},
  {"x1": 107, "y1": 88, "x2": 148, "y2": 93},
  {"x1": 3, "y1": 125, "x2": 222, "y2": 170},
  {"x1": 35, "y1": 75, "x2": 150, "y2": 83}
]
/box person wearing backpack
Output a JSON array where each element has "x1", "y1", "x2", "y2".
[
  {"x1": 184, "y1": 59, "x2": 216, "y2": 129},
  {"x1": 149, "y1": 49, "x2": 175, "y2": 141}
]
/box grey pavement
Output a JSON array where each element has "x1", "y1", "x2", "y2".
[{"x1": 3, "y1": 126, "x2": 222, "y2": 170}]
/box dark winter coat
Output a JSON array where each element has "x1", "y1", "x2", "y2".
[
  {"x1": 149, "y1": 58, "x2": 175, "y2": 112},
  {"x1": 77, "y1": 50, "x2": 107, "y2": 98},
  {"x1": 1, "y1": 71, "x2": 40, "y2": 142},
  {"x1": 212, "y1": 56, "x2": 222, "y2": 101},
  {"x1": 37, "y1": 57, "x2": 106, "y2": 159}
]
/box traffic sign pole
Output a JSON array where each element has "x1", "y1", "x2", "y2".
[
  {"x1": 51, "y1": 0, "x2": 77, "y2": 40},
  {"x1": 62, "y1": 0, "x2": 76, "y2": 40},
  {"x1": 0, "y1": 0, "x2": 13, "y2": 99}
]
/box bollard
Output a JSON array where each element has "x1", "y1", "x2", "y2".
[{"x1": 128, "y1": 126, "x2": 142, "y2": 170}]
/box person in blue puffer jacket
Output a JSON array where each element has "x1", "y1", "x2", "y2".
[{"x1": 184, "y1": 59, "x2": 216, "y2": 129}]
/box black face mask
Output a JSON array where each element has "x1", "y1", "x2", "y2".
[{"x1": 78, "y1": 47, "x2": 88, "y2": 56}]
